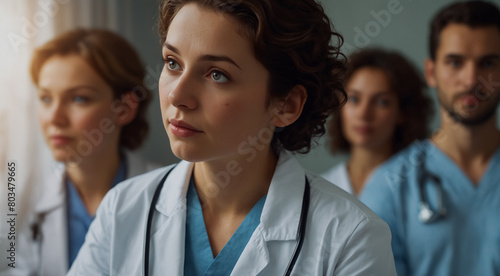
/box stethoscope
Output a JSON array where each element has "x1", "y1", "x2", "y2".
[
  {"x1": 417, "y1": 149, "x2": 447, "y2": 224},
  {"x1": 144, "y1": 166, "x2": 310, "y2": 276}
]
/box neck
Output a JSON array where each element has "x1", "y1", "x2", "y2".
[
  {"x1": 193, "y1": 147, "x2": 277, "y2": 217},
  {"x1": 432, "y1": 109, "x2": 500, "y2": 163},
  {"x1": 65, "y1": 147, "x2": 121, "y2": 215},
  {"x1": 347, "y1": 143, "x2": 393, "y2": 195}
]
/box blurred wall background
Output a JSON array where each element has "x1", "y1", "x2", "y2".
[
  {"x1": 2, "y1": 0, "x2": 499, "y2": 179},
  {"x1": 124, "y1": 0, "x2": 499, "y2": 173}
]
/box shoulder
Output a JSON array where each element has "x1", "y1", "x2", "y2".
[
  {"x1": 321, "y1": 162, "x2": 352, "y2": 194},
  {"x1": 366, "y1": 140, "x2": 429, "y2": 190},
  {"x1": 304, "y1": 172, "x2": 393, "y2": 266},
  {"x1": 306, "y1": 172, "x2": 386, "y2": 228},
  {"x1": 321, "y1": 162, "x2": 345, "y2": 182},
  {"x1": 103, "y1": 164, "x2": 177, "y2": 213}
]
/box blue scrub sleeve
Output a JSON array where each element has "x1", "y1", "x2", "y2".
[{"x1": 361, "y1": 166, "x2": 408, "y2": 275}]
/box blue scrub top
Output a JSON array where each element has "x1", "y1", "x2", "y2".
[
  {"x1": 184, "y1": 177, "x2": 266, "y2": 276},
  {"x1": 66, "y1": 156, "x2": 127, "y2": 267},
  {"x1": 361, "y1": 140, "x2": 500, "y2": 276}
]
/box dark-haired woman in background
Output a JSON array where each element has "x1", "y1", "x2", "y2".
[
  {"x1": 322, "y1": 48, "x2": 434, "y2": 196},
  {"x1": 69, "y1": 1, "x2": 396, "y2": 275}
]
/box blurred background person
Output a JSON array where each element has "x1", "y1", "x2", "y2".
[
  {"x1": 322, "y1": 48, "x2": 434, "y2": 196},
  {"x1": 361, "y1": 1, "x2": 500, "y2": 275},
  {"x1": 22, "y1": 28, "x2": 159, "y2": 276}
]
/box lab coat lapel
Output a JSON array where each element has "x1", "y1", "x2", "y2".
[
  {"x1": 232, "y1": 151, "x2": 306, "y2": 275},
  {"x1": 231, "y1": 228, "x2": 270, "y2": 275},
  {"x1": 34, "y1": 162, "x2": 68, "y2": 275},
  {"x1": 150, "y1": 161, "x2": 193, "y2": 275}
]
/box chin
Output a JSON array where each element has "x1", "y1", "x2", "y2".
[
  {"x1": 50, "y1": 148, "x2": 84, "y2": 165},
  {"x1": 50, "y1": 151, "x2": 69, "y2": 163},
  {"x1": 170, "y1": 145, "x2": 204, "y2": 163}
]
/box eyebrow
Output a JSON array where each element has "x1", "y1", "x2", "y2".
[
  {"x1": 39, "y1": 86, "x2": 100, "y2": 94},
  {"x1": 347, "y1": 89, "x2": 393, "y2": 96},
  {"x1": 163, "y1": 42, "x2": 242, "y2": 70},
  {"x1": 444, "y1": 54, "x2": 500, "y2": 60}
]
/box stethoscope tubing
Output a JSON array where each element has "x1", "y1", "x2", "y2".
[{"x1": 143, "y1": 165, "x2": 310, "y2": 276}]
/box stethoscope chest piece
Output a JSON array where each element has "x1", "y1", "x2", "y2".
[
  {"x1": 417, "y1": 148, "x2": 447, "y2": 224},
  {"x1": 418, "y1": 202, "x2": 447, "y2": 224}
]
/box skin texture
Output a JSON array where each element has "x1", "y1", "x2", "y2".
[
  {"x1": 37, "y1": 54, "x2": 122, "y2": 163},
  {"x1": 425, "y1": 24, "x2": 500, "y2": 185},
  {"x1": 159, "y1": 3, "x2": 306, "y2": 256},
  {"x1": 341, "y1": 67, "x2": 401, "y2": 195},
  {"x1": 341, "y1": 67, "x2": 401, "y2": 150},
  {"x1": 426, "y1": 24, "x2": 500, "y2": 126},
  {"x1": 37, "y1": 54, "x2": 137, "y2": 214}
]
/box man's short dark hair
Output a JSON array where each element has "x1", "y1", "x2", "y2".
[{"x1": 429, "y1": 1, "x2": 500, "y2": 60}]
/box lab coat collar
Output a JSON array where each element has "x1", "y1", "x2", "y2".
[
  {"x1": 34, "y1": 150, "x2": 158, "y2": 214},
  {"x1": 154, "y1": 161, "x2": 193, "y2": 216},
  {"x1": 34, "y1": 162, "x2": 66, "y2": 214},
  {"x1": 154, "y1": 150, "x2": 305, "y2": 241},
  {"x1": 259, "y1": 150, "x2": 305, "y2": 241}
]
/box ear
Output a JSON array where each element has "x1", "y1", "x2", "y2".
[
  {"x1": 424, "y1": 58, "x2": 437, "y2": 88},
  {"x1": 272, "y1": 85, "x2": 307, "y2": 127},
  {"x1": 116, "y1": 92, "x2": 139, "y2": 126}
]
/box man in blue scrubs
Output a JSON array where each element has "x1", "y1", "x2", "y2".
[{"x1": 361, "y1": 1, "x2": 500, "y2": 275}]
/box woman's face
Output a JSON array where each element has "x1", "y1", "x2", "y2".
[
  {"x1": 341, "y1": 67, "x2": 401, "y2": 150},
  {"x1": 159, "y1": 3, "x2": 277, "y2": 163},
  {"x1": 37, "y1": 55, "x2": 121, "y2": 163}
]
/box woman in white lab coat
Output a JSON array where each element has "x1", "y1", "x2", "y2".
[
  {"x1": 69, "y1": 1, "x2": 396, "y2": 275},
  {"x1": 322, "y1": 49, "x2": 434, "y2": 196},
  {"x1": 22, "y1": 29, "x2": 159, "y2": 275}
]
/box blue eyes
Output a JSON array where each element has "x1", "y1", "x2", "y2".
[
  {"x1": 165, "y1": 58, "x2": 230, "y2": 83},
  {"x1": 74, "y1": 96, "x2": 89, "y2": 103},
  {"x1": 39, "y1": 96, "x2": 51, "y2": 104},
  {"x1": 38, "y1": 96, "x2": 89, "y2": 104}
]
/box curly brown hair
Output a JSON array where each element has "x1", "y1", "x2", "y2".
[
  {"x1": 30, "y1": 28, "x2": 152, "y2": 150},
  {"x1": 159, "y1": 0, "x2": 347, "y2": 153},
  {"x1": 328, "y1": 48, "x2": 434, "y2": 154}
]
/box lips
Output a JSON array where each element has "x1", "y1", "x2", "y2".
[
  {"x1": 50, "y1": 135, "x2": 73, "y2": 146},
  {"x1": 353, "y1": 126, "x2": 373, "y2": 135},
  {"x1": 459, "y1": 95, "x2": 479, "y2": 107},
  {"x1": 168, "y1": 119, "x2": 202, "y2": 138}
]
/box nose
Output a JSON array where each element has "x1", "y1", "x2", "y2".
[
  {"x1": 357, "y1": 99, "x2": 373, "y2": 121},
  {"x1": 461, "y1": 63, "x2": 480, "y2": 91},
  {"x1": 43, "y1": 100, "x2": 69, "y2": 127},
  {"x1": 167, "y1": 73, "x2": 198, "y2": 110}
]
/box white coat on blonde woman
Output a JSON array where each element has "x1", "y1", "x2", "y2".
[
  {"x1": 68, "y1": 150, "x2": 396, "y2": 276},
  {"x1": 14, "y1": 151, "x2": 160, "y2": 276}
]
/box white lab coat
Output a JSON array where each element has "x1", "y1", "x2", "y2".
[
  {"x1": 68, "y1": 150, "x2": 396, "y2": 275},
  {"x1": 321, "y1": 162, "x2": 353, "y2": 195},
  {"x1": 8, "y1": 151, "x2": 160, "y2": 276}
]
